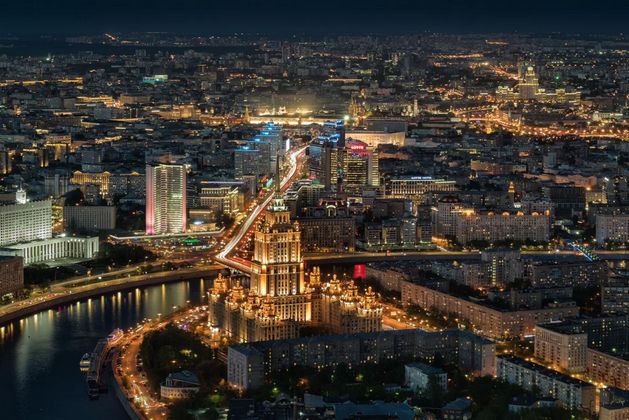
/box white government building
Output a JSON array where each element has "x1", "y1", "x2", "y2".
[
  {"x1": 0, "y1": 199, "x2": 52, "y2": 247},
  {"x1": 0, "y1": 236, "x2": 99, "y2": 265},
  {"x1": 0, "y1": 197, "x2": 99, "y2": 265}
]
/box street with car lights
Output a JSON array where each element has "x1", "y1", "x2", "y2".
[{"x1": 214, "y1": 145, "x2": 307, "y2": 273}]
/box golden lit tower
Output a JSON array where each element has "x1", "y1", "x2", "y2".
[
  {"x1": 519, "y1": 66, "x2": 539, "y2": 101},
  {"x1": 249, "y1": 162, "x2": 309, "y2": 321}
]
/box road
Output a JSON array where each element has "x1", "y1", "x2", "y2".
[
  {"x1": 381, "y1": 303, "x2": 443, "y2": 332},
  {"x1": 214, "y1": 146, "x2": 307, "y2": 272},
  {"x1": 304, "y1": 249, "x2": 629, "y2": 264},
  {"x1": 113, "y1": 306, "x2": 207, "y2": 419},
  {"x1": 0, "y1": 259, "x2": 171, "y2": 320},
  {"x1": 114, "y1": 320, "x2": 169, "y2": 419},
  {"x1": 0, "y1": 264, "x2": 222, "y2": 324}
]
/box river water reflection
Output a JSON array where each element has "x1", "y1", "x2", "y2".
[{"x1": 0, "y1": 278, "x2": 208, "y2": 420}]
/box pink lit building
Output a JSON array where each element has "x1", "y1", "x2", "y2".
[{"x1": 145, "y1": 163, "x2": 187, "y2": 235}]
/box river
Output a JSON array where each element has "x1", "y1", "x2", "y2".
[{"x1": 0, "y1": 278, "x2": 209, "y2": 420}]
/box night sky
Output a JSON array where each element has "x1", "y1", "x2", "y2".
[{"x1": 1, "y1": 0, "x2": 628, "y2": 34}]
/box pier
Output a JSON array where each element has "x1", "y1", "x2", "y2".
[{"x1": 86, "y1": 338, "x2": 110, "y2": 399}]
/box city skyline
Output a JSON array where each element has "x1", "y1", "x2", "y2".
[{"x1": 0, "y1": 17, "x2": 628, "y2": 420}]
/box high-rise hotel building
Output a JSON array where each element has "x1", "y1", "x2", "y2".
[
  {"x1": 208, "y1": 187, "x2": 382, "y2": 342},
  {"x1": 145, "y1": 163, "x2": 187, "y2": 235},
  {"x1": 249, "y1": 191, "x2": 309, "y2": 321}
]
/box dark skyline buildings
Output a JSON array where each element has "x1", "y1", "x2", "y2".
[{"x1": 1, "y1": 0, "x2": 628, "y2": 35}]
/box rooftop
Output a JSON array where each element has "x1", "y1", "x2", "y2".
[
  {"x1": 405, "y1": 361, "x2": 446, "y2": 375},
  {"x1": 498, "y1": 356, "x2": 593, "y2": 387}
]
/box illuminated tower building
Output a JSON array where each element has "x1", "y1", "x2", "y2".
[
  {"x1": 250, "y1": 176, "x2": 310, "y2": 321},
  {"x1": 309, "y1": 134, "x2": 341, "y2": 191},
  {"x1": 308, "y1": 122, "x2": 345, "y2": 191},
  {"x1": 145, "y1": 163, "x2": 187, "y2": 235},
  {"x1": 207, "y1": 166, "x2": 383, "y2": 342},
  {"x1": 519, "y1": 66, "x2": 539, "y2": 100},
  {"x1": 342, "y1": 139, "x2": 379, "y2": 194},
  {"x1": 236, "y1": 123, "x2": 283, "y2": 178},
  {"x1": 321, "y1": 142, "x2": 339, "y2": 191},
  {"x1": 508, "y1": 181, "x2": 522, "y2": 208}
]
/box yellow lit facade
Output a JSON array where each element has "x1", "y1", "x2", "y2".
[{"x1": 208, "y1": 191, "x2": 382, "y2": 342}]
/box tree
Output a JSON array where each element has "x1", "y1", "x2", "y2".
[
  {"x1": 425, "y1": 375, "x2": 444, "y2": 407},
  {"x1": 140, "y1": 324, "x2": 215, "y2": 392},
  {"x1": 217, "y1": 212, "x2": 235, "y2": 228},
  {"x1": 99, "y1": 243, "x2": 156, "y2": 266}
]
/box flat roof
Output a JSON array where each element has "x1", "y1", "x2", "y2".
[{"x1": 498, "y1": 356, "x2": 593, "y2": 387}]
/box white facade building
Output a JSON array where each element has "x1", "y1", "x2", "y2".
[
  {"x1": 160, "y1": 371, "x2": 200, "y2": 400},
  {"x1": 0, "y1": 236, "x2": 99, "y2": 265},
  {"x1": 345, "y1": 130, "x2": 405, "y2": 147},
  {"x1": 497, "y1": 356, "x2": 595, "y2": 412},
  {"x1": 596, "y1": 214, "x2": 629, "y2": 244},
  {"x1": 404, "y1": 362, "x2": 448, "y2": 392},
  {"x1": 227, "y1": 345, "x2": 264, "y2": 392},
  {"x1": 0, "y1": 200, "x2": 52, "y2": 246},
  {"x1": 534, "y1": 323, "x2": 588, "y2": 373}
]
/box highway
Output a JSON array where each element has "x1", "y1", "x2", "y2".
[{"x1": 214, "y1": 146, "x2": 307, "y2": 272}]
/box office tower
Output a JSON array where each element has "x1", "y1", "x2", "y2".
[
  {"x1": 234, "y1": 147, "x2": 261, "y2": 180},
  {"x1": 235, "y1": 123, "x2": 284, "y2": 179},
  {"x1": 44, "y1": 173, "x2": 70, "y2": 198},
  {"x1": 251, "y1": 139, "x2": 274, "y2": 175},
  {"x1": 234, "y1": 122, "x2": 280, "y2": 180},
  {"x1": 320, "y1": 141, "x2": 340, "y2": 191},
  {"x1": 254, "y1": 122, "x2": 283, "y2": 174},
  {"x1": 145, "y1": 163, "x2": 187, "y2": 235},
  {"x1": 250, "y1": 185, "x2": 307, "y2": 316},
  {"x1": 342, "y1": 139, "x2": 379, "y2": 193},
  {"x1": 309, "y1": 134, "x2": 341, "y2": 191}
]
